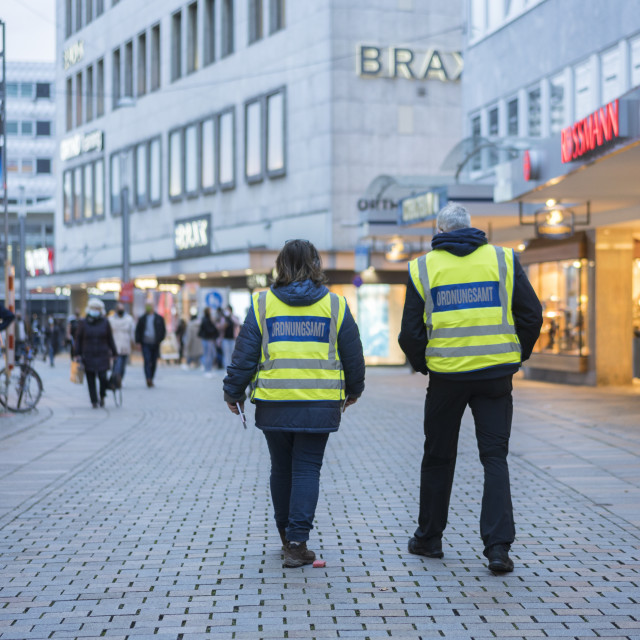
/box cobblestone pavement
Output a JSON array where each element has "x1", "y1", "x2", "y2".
[{"x1": 1, "y1": 357, "x2": 639, "y2": 639}]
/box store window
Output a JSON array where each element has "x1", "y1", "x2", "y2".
[
  {"x1": 201, "y1": 116, "x2": 216, "y2": 191},
  {"x1": 169, "y1": 128, "x2": 184, "y2": 198},
  {"x1": 526, "y1": 259, "x2": 589, "y2": 356},
  {"x1": 149, "y1": 137, "x2": 161, "y2": 204},
  {"x1": 218, "y1": 108, "x2": 235, "y2": 188},
  {"x1": 185, "y1": 123, "x2": 199, "y2": 194},
  {"x1": 245, "y1": 99, "x2": 263, "y2": 182},
  {"x1": 84, "y1": 163, "x2": 94, "y2": 219},
  {"x1": 601, "y1": 47, "x2": 621, "y2": 104},
  {"x1": 266, "y1": 90, "x2": 285, "y2": 176},
  {"x1": 95, "y1": 159, "x2": 105, "y2": 217},
  {"x1": 550, "y1": 72, "x2": 565, "y2": 134},
  {"x1": 63, "y1": 170, "x2": 72, "y2": 223},
  {"x1": 528, "y1": 87, "x2": 541, "y2": 137},
  {"x1": 110, "y1": 153, "x2": 121, "y2": 214},
  {"x1": 74, "y1": 166, "x2": 83, "y2": 221},
  {"x1": 632, "y1": 36, "x2": 640, "y2": 88},
  {"x1": 574, "y1": 59, "x2": 592, "y2": 120},
  {"x1": 135, "y1": 142, "x2": 148, "y2": 207},
  {"x1": 507, "y1": 98, "x2": 518, "y2": 136}
]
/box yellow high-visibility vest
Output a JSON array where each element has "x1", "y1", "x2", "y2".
[
  {"x1": 250, "y1": 289, "x2": 347, "y2": 402},
  {"x1": 408, "y1": 244, "x2": 521, "y2": 374}
]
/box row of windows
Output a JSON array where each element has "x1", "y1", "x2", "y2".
[
  {"x1": 65, "y1": 0, "x2": 285, "y2": 131},
  {"x1": 469, "y1": 34, "x2": 640, "y2": 170},
  {"x1": 65, "y1": 0, "x2": 106, "y2": 38},
  {"x1": 62, "y1": 159, "x2": 106, "y2": 223},
  {"x1": 469, "y1": 0, "x2": 545, "y2": 43},
  {"x1": 5, "y1": 82, "x2": 52, "y2": 100},
  {"x1": 64, "y1": 87, "x2": 286, "y2": 225},
  {"x1": 5, "y1": 158, "x2": 53, "y2": 175},
  {"x1": 4, "y1": 120, "x2": 53, "y2": 137}
]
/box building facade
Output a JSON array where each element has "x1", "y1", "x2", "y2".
[
  {"x1": 51, "y1": 0, "x2": 464, "y2": 364},
  {"x1": 460, "y1": 0, "x2": 640, "y2": 385},
  {"x1": 1, "y1": 61, "x2": 58, "y2": 315}
]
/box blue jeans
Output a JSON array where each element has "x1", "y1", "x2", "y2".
[
  {"x1": 263, "y1": 431, "x2": 330, "y2": 543},
  {"x1": 202, "y1": 339, "x2": 215, "y2": 372},
  {"x1": 141, "y1": 343, "x2": 159, "y2": 381},
  {"x1": 113, "y1": 354, "x2": 128, "y2": 380}
]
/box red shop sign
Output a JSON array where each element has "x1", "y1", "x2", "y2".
[{"x1": 561, "y1": 99, "x2": 619, "y2": 163}]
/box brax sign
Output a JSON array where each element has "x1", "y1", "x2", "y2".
[
  {"x1": 358, "y1": 45, "x2": 463, "y2": 81},
  {"x1": 174, "y1": 214, "x2": 211, "y2": 258},
  {"x1": 561, "y1": 99, "x2": 620, "y2": 163}
]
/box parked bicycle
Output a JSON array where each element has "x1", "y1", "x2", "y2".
[{"x1": 0, "y1": 344, "x2": 44, "y2": 412}]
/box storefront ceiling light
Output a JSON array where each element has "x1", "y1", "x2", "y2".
[
  {"x1": 158, "y1": 283, "x2": 181, "y2": 294},
  {"x1": 245, "y1": 268, "x2": 254, "y2": 275},
  {"x1": 517, "y1": 243, "x2": 526, "y2": 252},
  {"x1": 221, "y1": 270, "x2": 229, "y2": 277},
  {"x1": 545, "y1": 199, "x2": 557, "y2": 208},
  {"x1": 97, "y1": 280, "x2": 121, "y2": 292},
  {"x1": 134, "y1": 278, "x2": 158, "y2": 289},
  {"x1": 199, "y1": 272, "x2": 207, "y2": 279},
  {"x1": 573, "y1": 261, "x2": 582, "y2": 269},
  {"x1": 178, "y1": 274, "x2": 186, "y2": 280},
  {"x1": 80, "y1": 283, "x2": 87, "y2": 289}
]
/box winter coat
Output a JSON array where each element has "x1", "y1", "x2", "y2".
[
  {"x1": 76, "y1": 316, "x2": 117, "y2": 372},
  {"x1": 223, "y1": 280, "x2": 366, "y2": 433},
  {"x1": 134, "y1": 313, "x2": 166, "y2": 346},
  {"x1": 184, "y1": 319, "x2": 204, "y2": 359},
  {"x1": 398, "y1": 227, "x2": 543, "y2": 381},
  {"x1": 198, "y1": 315, "x2": 219, "y2": 341},
  {"x1": 108, "y1": 313, "x2": 135, "y2": 355}
]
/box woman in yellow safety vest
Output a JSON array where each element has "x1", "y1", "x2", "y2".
[{"x1": 223, "y1": 240, "x2": 365, "y2": 568}]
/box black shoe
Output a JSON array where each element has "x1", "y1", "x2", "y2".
[
  {"x1": 92, "y1": 402, "x2": 99, "y2": 409},
  {"x1": 99, "y1": 397, "x2": 105, "y2": 408},
  {"x1": 408, "y1": 536, "x2": 444, "y2": 558},
  {"x1": 283, "y1": 541, "x2": 315, "y2": 568},
  {"x1": 486, "y1": 544, "x2": 514, "y2": 573},
  {"x1": 278, "y1": 527, "x2": 287, "y2": 550}
]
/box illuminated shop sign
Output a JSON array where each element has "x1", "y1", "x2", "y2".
[
  {"x1": 358, "y1": 45, "x2": 463, "y2": 81},
  {"x1": 561, "y1": 99, "x2": 620, "y2": 163},
  {"x1": 174, "y1": 214, "x2": 211, "y2": 258},
  {"x1": 63, "y1": 41, "x2": 84, "y2": 70},
  {"x1": 25, "y1": 247, "x2": 54, "y2": 277},
  {"x1": 398, "y1": 188, "x2": 448, "y2": 225},
  {"x1": 60, "y1": 130, "x2": 104, "y2": 161}
]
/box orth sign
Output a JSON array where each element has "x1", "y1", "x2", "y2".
[
  {"x1": 63, "y1": 41, "x2": 84, "y2": 70},
  {"x1": 174, "y1": 214, "x2": 211, "y2": 257},
  {"x1": 398, "y1": 188, "x2": 448, "y2": 225},
  {"x1": 358, "y1": 45, "x2": 463, "y2": 81},
  {"x1": 25, "y1": 248, "x2": 54, "y2": 277},
  {"x1": 561, "y1": 99, "x2": 620, "y2": 163},
  {"x1": 60, "y1": 130, "x2": 104, "y2": 161}
]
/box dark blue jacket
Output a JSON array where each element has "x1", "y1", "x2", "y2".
[
  {"x1": 398, "y1": 228, "x2": 543, "y2": 381},
  {"x1": 223, "y1": 280, "x2": 366, "y2": 433}
]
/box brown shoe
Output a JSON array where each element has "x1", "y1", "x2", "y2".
[
  {"x1": 283, "y1": 541, "x2": 315, "y2": 568},
  {"x1": 146, "y1": 378, "x2": 153, "y2": 387}
]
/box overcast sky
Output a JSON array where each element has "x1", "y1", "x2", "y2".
[{"x1": 1, "y1": 0, "x2": 56, "y2": 63}]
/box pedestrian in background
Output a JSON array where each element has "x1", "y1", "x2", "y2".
[
  {"x1": 0, "y1": 305, "x2": 15, "y2": 333},
  {"x1": 44, "y1": 316, "x2": 60, "y2": 367},
  {"x1": 135, "y1": 304, "x2": 166, "y2": 388},
  {"x1": 67, "y1": 308, "x2": 81, "y2": 356},
  {"x1": 175, "y1": 317, "x2": 187, "y2": 365},
  {"x1": 75, "y1": 298, "x2": 117, "y2": 408},
  {"x1": 108, "y1": 303, "x2": 135, "y2": 384},
  {"x1": 183, "y1": 311, "x2": 203, "y2": 369},
  {"x1": 398, "y1": 202, "x2": 542, "y2": 573},
  {"x1": 223, "y1": 239, "x2": 366, "y2": 568},
  {"x1": 198, "y1": 307, "x2": 219, "y2": 378},
  {"x1": 221, "y1": 305, "x2": 239, "y2": 368},
  {"x1": 14, "y1": 312, "x2": 27, "y2": 361}
]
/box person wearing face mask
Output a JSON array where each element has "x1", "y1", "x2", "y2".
[
  {"x1": 134, "y1": 303, "x2": 166, "y2": 387},
  {"x1": 75, "y1": 299, "x2": 118, "y2": 408},
  {"x1": 108, "y1": 303, "x2": 135, "y2": 385}
]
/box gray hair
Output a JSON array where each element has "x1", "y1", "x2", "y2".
[{"x1": 436, "y1": 202, "x2": 471, "y2": 232}]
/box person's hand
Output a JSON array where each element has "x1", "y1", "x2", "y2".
[
  {"x1": 74, "y1": 355, "x2": 82, "y2": 363},
  {"x1": 343, "y1": 396, "x2": 358, "y2": 411},
  {"x1": 227, "y1": 401, "x2": 243, "y2": 414}
]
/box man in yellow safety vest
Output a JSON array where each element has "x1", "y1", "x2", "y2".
[{"x1": 399, "y1": 202, "x2": 542, "y2": 573}]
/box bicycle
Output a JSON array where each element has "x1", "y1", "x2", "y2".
[{"x1": 0, "y1": 344, "x2": 44, "y2": 412}]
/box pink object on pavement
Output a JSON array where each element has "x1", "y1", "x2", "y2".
[{"x1": 313, "y1": 560, "x2": 326, "y2": 568}]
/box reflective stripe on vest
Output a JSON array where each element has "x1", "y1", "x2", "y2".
[
  {"x1": 251, "y1": 289, "x2": 345, "y2": 401},
  {"x1": 409, "y1": 245, "x2": 521, "y2": 373}
]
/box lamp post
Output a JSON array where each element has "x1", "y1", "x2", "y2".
[{"x1": 18, "y1": 185, "x2": 26, "y2": 318}]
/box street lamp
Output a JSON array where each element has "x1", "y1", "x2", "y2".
[{"x1": 17, "y1": 185, "x2": 26, "y2": 318}]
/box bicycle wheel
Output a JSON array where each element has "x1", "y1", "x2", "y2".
[{"x1": 0, "y1": 366, "x2": 43, "y2": 412}]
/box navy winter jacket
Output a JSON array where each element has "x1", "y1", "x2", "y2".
[
  {"x1": 398, "y1": 228, "x2": 543, "y2": 381},
  {"x1": 223, "y1": 280, "x2": 366, "y2": 433}
]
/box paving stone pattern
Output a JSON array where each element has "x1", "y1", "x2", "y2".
[{"x1": 1, "y1": 361, "x2": 639, "y2": 639}]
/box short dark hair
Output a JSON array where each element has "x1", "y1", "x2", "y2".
[{"x1": 273, "y1": 240, "x2": 327, "y2": 288}]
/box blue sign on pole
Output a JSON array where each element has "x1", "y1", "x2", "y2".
[{"x1": 205, "y1": 291, "x2": 223, "y2": 308}]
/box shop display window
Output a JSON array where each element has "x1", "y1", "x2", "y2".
[{"x1": 526, "y1": 259, "x2": 589, "y2": 356}]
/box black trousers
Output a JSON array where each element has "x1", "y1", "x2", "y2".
[
  {"x1": 85, "y1": 369, "x2": 108, "y2": 405},
  {"x1": 416, "y1": 374, "x2": 515, "y2": 552}
]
